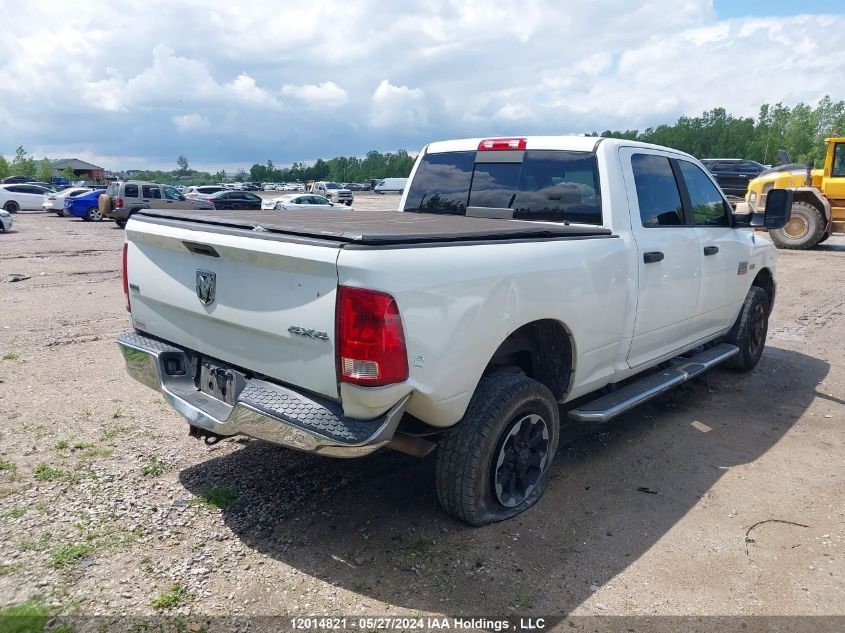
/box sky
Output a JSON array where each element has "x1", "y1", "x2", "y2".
[{"x1": 0, "y1": 0, "x2": 842, "y2": 173}]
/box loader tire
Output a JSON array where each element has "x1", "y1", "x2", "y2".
[{"x1": 768, "y1": 201, "x2": 825, "y2": 250}]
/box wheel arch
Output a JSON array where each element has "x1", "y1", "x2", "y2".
[
  {"x1": 751, "y1": 267, "x2": 775, "y2": 315},
  {"x1": 484, "y1": 319, "x2": 574, "y2": 401},
  {"x1": 791, "y1": 188, "x2": 830, "y2": 220}
]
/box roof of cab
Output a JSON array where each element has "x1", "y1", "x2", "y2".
[{"x1": 423, "y1": 135, "x2": 697, "y2": 160}]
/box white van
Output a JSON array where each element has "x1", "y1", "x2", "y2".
[{"x1": 374, "y1": 178, "x2": 407, "y2": 194}]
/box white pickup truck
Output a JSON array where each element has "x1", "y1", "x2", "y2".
[{"x1": 118, "y1": 136, "x2": 791, "y2": 525}]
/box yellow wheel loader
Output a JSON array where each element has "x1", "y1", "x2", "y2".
[{"x1": 737, "y1": 137, "x2": 845, "y2": 249}]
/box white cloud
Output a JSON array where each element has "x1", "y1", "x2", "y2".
[
  {"x1": 172, "y1": 113, "x2": 210, "y2": 132},
  {"x1": 281, "y1": 82, "x2": 349, "y2": 108},
  {"x1": 494, "y1": 103, "x2": 534, "y2": 122},
  {"x1": 0, "y1": 1, "x2": 843, "y2": 168},
  {"x1": 369, "y1": 80, "x2": 428, "y2": 129}
]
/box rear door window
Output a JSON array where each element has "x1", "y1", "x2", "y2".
[
  {"x1": 631, "y1": 154, "x2": 685, "y2": 227},
  {"x1": 124, "y1": 184, "x2": 139, "y2": 198},
  {"x1": 142, "y1": 185, "x2": 162, "y2": 199}
]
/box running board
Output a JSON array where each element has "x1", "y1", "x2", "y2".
[{"x1": 568, "y1": 343, "x2": 739, "y2": 423}]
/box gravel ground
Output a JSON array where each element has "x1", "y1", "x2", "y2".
[{"x1": 0, "y1": 199, "x2": 842, "y2": 626}]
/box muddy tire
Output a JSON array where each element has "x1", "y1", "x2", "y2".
[
  {"x1": 768, "y1": 201, "x2": 825, "y2": 250},
  {"x1": 4, "y1": 201, "x2": 19, "y2": 214},
  {"x1": 724, "y1": 286, "x2": 769, "y2": 372},
  {"x1": 435, "y1": 373, "x2": 559, "y2": 526}
]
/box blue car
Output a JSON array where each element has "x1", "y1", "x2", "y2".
[{"x1": 64, "y1": 189, "x2": 106, "y2": 221}]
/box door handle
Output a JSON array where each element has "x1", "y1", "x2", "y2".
[
  {"x1": 643, "y1": 251, "x2": 664, "y2": 264},
  {"x1": 703, "y1": 246, "x2": 719, "y2": 256}
]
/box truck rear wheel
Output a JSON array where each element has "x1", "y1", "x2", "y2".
[
  {"x1": 768, "y1": 201, "x2": 825, "y2": 250},
  {"x1": 435, "y1": 373, "x2": 559, "y2": 526},
  {"x1": 724, "y1": 286, "x2": 769, "y2": 372}
]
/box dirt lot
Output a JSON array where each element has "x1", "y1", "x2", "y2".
[{"x1": 0, "y1": 199, "x2": 842, "y2": 625}]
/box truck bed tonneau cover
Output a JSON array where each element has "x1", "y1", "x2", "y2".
[{"x1": 135, "y1": 208, "x2": 612, "y2": 245}]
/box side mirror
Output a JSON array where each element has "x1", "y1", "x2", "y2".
[{"x1": 753, "y1": 188, "x2": 792, "y2": 230}]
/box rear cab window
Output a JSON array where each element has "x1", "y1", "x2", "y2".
[{"x1": 404, "y1": 148, "x2": 602, "y2": 224}]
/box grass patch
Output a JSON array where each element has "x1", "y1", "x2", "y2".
[
  {"x1": 72, "y1": 441, "x2": 95, "y2": 450},
  {"x1": 0, "y1": 597, "x2": 49, "y2": 631},
  {"x1": 141, "y1": 456, "x2": 168, "y2": 477},
  {"x1": 150, "y1": 584, "x2": 191, "y2": 610},
  {"x1": 56, "y1": 439, "x2": 69, "y2": 450},
  {"x1": 402, "y1": 536, "x2": 436, "y2": 562},
  {"x1": 351, "y1": 576, "x2": 366, "y2": 591},
  {"x1": 99, "y1": 425, "x2": 130, "y2": 441},
  {"x1": 112, "y1": 406, "x2": 124, "y2": 419},
  {"x1": 20, "y1": 535, "x2": 50, "y2": 552},
  {"x1": 512, "y1": 593, "x2": 535, "y2": 610},
  {"x1": 0, "y1": 562, "x2": 22, "y2": 576},
  {"x1": 49, "y1": 543, "x2": 94, "y2": 568},
  {"x1": 5, "y1": 507, "x2": 26, "y2": 518},
  {"x1": 191, "y1": 486, "x2": 237, "y2": 510},
  {"x1": 34, "y1": 463, "x2": 64, "y2": 481},
  {"x1": 2, "y1": 351, "x2": 19, "y2": 361},
  {"x1": 78, "y1": 447, "x2": 113, "y2": 460},
  {"x1": 0, "y1": 458, "x2": 17, "y2": 475}
]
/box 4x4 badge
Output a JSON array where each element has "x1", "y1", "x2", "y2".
[{"x1": 196, "y1": 270, "x2": 216, "y2": 305}]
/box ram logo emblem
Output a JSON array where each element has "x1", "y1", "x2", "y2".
[{"x1": 195, "y1": 270, "x2": 216, "y2": 305}]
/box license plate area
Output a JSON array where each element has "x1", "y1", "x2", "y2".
[{"x1": 198, "y1": 361, "x2": 246, "y2": 406}]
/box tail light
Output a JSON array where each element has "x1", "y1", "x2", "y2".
[
  {"x1": 116, "y1": 197, "x2": 124, "y2": 208},
  {"x1": 336, "y1": 286, "x2": 408, "y2": 386},
  {"x1": 478, "y1": 137, "x2": 527, "y2": 151},
  {"x1": 122, "y1": 243, "x2": 130, "y2": 312}
]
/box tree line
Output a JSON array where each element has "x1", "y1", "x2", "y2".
[
  {"x1": 3, "y1": 96, "x2": 843, "y2": 184},
  {"x1": 597, "y1": 95, "x2": 845, "y2": 167}
]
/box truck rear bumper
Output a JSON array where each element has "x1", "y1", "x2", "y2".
[{"x1": 117, "y1": 331, "x2": 408, "y2": 458}]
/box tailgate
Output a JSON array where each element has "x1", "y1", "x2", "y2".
[{"x1": 125, "y1": 219, "x2": 341, "y2": 399}]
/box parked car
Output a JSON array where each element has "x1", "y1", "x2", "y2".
[
  {"x1": 260, "y1": 194, "x2": 340, "y2": 211},
  {"x1": 184, "y1": 186, "x2": 228, "y2": 199},
  {"x1": 310, "y1": 181, "x2": 353, "y2": 205},
  {"x1": 0, "y1": 184, "x2": 55, "y2": 213},
  {"x1": 117, "y1": 135, "x2": 790, "y2": 525},
  {"x1": 0, "y1": 209, "x2": 12, "y2": 232},
  {"x1": 343, "y1": 183, "x2": 364, "y2": 191},
  {"x1": 700, "y1": 159, "x2": 766, "y2": 197},
  {"x1": 64, "y1": 189, "x2": 107, "y2": 221},
  {"x1": 205, "y1": 190, "x2": 263, "y2": 210},
  {"x1": 99, "y1": 181, "x2": 214, "y2": 228},
  {"x1": 2, "y1": 175, "x2": 33, "y2": 184},
  {"x1": 43, "y1": 187, "x2": 92, "y2": 216},
  {"x1": 25, "y1": 181, "x2": 55, "y2": 190},
  {"x1": 374, "y1": 177, "x2": 407, "y2": 194}
]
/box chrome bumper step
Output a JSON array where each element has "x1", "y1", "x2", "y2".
[
  {"x1": 117, "y1": 331, "x2": 409, "y2": 457},
  {"x1": 568, "y1": 343, "x2": 739, "y2": 423}
]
